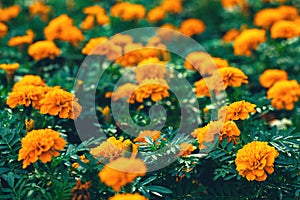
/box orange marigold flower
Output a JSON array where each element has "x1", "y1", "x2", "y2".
[
  {"x1": 267, "y1": 80, "x2": 300, "y2": 110},
  {"x1": 28, "y1": 40, "x2": 60, "y2": 61},
  {"x1": 8, "y1": 29, "x2": 35, "y2": 47},
  {"x1": 180, "y1": 18, "x2": 206, "y2": 37},
  {"x1": 220, "y1": 120, "x2": 240, "y2": 143},
  {"x1": 214, "y1": 67, "x2": 248, "y2": 89},
  {"x1": 12, "y1": 75, "x2": 46, "y2": 91},
  {"x1": 233, "y1": 29, "x2": 266, "y2": 56},
  {"x1": 60, "y1": 26, "x2": 84, "y2": 46},
  {"x1": 98, "y1": 157, "x2": 147, "y2": 191},
  {"x1": 112, "y1": 83, "x2": 138, "y2": 103},
  {"x1": 115, "y1": 43, "x2": 144, "y2": 67},
  {"x1": 259, "y1": 69, "x2": 288, "y2": 88},
  {"x1": 221, "y1": 0, "x2": 246, "y2": 9},
  {"x1": 25, "y1": 118, "x2": 34, "y2": 132},
  {"x1": 235, "y1": 141, "x2": 279, "y2": 181},
  {"x1": 134, "y1": 79, "x2": 169, "y2": 103},
  {"x1": 110, "y1": 34, "x2": 133, "y2": 48},
  {"x1": 147, "y1": 7, "x2": 166, "y2": 23},
  {"x1": 0, "y1": 5, "x2": 21, "y2": 22},
  {"x1": 39, "y1": 87, "x2": 82, "y2": 119},
  {"x1": 219, "y1": 100, "x2": 256, "y2": 121},
  {"x1": 194, "y1": 78, "x2": 211, "y2": 98},
  {"x1": 184, "y1": 52, "x2": 215, "y2": 75},
  {"x1": 270, "y1": 20, "x2": 300, "y2": 39},
  {"x1": 0, "y1": 63, "x2": 19, "y2": 74},
  {"x1": 90, "y1": 136, "x2": 138, "y2": 161},
  {"x1": 161, "y1": 0, "x2": 182, "y2": 14},
  {"x1": 18, "y1": 129, "x2": 66, "y2": 168},
  {"x1": 6, "y1": 85, "x2": 49, "y2": 109},
  {"x1": 277, "y1": 5, "x2": 298, "y2": 20},
  {"x1": 222, "y1": 29, "x2": 240, "y2": 42},
  {"x1": 71, "y1": 179, "x2": 91, "y2": 200},
  {"x1": 82, "y1": 37, "x2": 108, "y2": 55},
  {"x1": 83, "y1": 5, "x2": 105, "y2": 15},
  {"x1": 29, "y1": 2, "x2": 51, "y2": 21},
  {"x1": 111, "y1": 2, "x2": 146, "y2": 21},
  {"x1": 109, "y1": 193, "x2": 148, "y2": 200},
  {"x1": 254, "y1": 8, "x2": 281, "y2": 29},
  {"x1": 177, "y1": 143, "x2": 196, "y2": 157},
  {"x1": 81, "y1": 15, "x2": 95, "y2": 30},
  {"x1": 96, "y1": 13, "x2": 110, "y2": 25},
  {"x1": 157, "y1": 24, "x2": 179, "y2": 42},
  {"x1": 0, "y1": 22, "x2": 8, "y2": 38},
  {"x1": 211, "y1": 57, "x2": 229, "y2": 69},
  {"x1": 134, "y1": 130, "x2": 161, "y2": 143},
  {"x1": 135, "y1": 59, "x2": 166, "y2": 83}
]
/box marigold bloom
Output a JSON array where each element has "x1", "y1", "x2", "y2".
[
  {"x1": 111, "y1": 2, "x2": 146, "y2": 21},
  {"x1": 81, "y1": 15, "x2": 95, "y2": 30},
  {"x1": 12, "y1": 75, "x2": 46, "y2": 91},
  {"x1": 213, "y1": 67, "x2": 248, "y2": 89},
  {"x1": 194, "y1": 78, "x2": 211, "y2": 98},
  {"x1": 25, "y1": 119, "x2": 34, "y2": 132},
  {"x1": 161, "y1": 0, "x2": 182, "y2": 14},
  {"x1": 110, "y1": 34, "x2": 133, "y2": 48},
  {"x1": 219, "y1": 100, "x2": 256, "y2": 121},
  {"x1": 157, "y1": 24, "x2": 179, "y2": 42},
  {"x1": 82, "y1": 37, "x2": 108, "y2": 55},
  {"x1": 177, "y1": 143, "x2": 196, "y2": 157},
  {"x1": 90, "y1": 136, "x2": 137, "y2": 161},
  {"x1": 0, "y1": 22, "x2": 8, "y2": 38},
  {"x1": 235, "y1": 141, "x2": 279, "y2": 181},
  {"x1": 221, "y1": 0, "x2": 246, "y2": 9},
  {"x1": 99, "y1": 106, "x2": 110, "y2": 121},
  {"x1": 0, "y1": 63, "x2": 19, "y2": 74},
  {"x1": 222, "y1": 29, "x2": 240, "y2": 42},
  {"x1": 147, "y1": 7, "x2": 166, "y2": 23},
  {"x1": 112, "y1": 83, "x2": 138, "y2": 104},
  {"x1": 39, "y1": 87, "x2": 82, "y2": 119},
  {"x1": 134, "y1": 79, "x2": 169, "y2": 103},
  {"x1": 220, "y1": 120, "x2": 240, "y2": 143},
  {"x1": 270, "y1": 20, "x2": 300, "y2": 39},
  {"x1": 115, "y1": 43, "x2": 144, "y2": 67},
  {"x1": 134, "y1": 59, "x2": 167, "y2": 83},
  {"x1": 83, "y1": 5, "x2": 105, "y2": 15},
  {"x1": 8, "y1": 30, "x2": 35, "y2": 47},
  {"x1": 7, "y1": 85, "x2": 49, "y2": 109},
  {"x1": 180, "y1": 18, "x2": 206, "y2": 37},
  {"x1": 184, "y1": 52, "x2": 216, "y2": 75},
  {"x1": 259, "y1": 69, "x2": 288, "y2": 88},
  {"x1": 28, "y1": 40, "x2": 60, "y2": 61},
  {"x1": 278, "y1": 5, "x2": 298, "y2": 20},
  {"x1": 0, "y1": 5, "x2": 21, "y2": 22},
  {"x1": 211, "y1": 57, "x2": 229, "y2": 69},
  {"x1": 98, "y1": 157, "x2": 147, "y2": 191},
  {"x1": 18, "y1": 129, "x2": 66, "y2": 168},
  {"x1": 109, "y1": 193, "x2": 148, "y2": 200},
  {"x1": 29, "y1": 2, "x2": 51, "y2": 21},
  {"x1": 233, "y1": 29, "x2": 266, "y2": 56},
  {"x1": 134, "y1": 130, "x2": 161, "y2": 143},
  {"x1": 267, "y1": 80, "x2": 300, "y2": 110},
  {"x1": 71, "y1": 179, "x2": 91, "y2": 200}
]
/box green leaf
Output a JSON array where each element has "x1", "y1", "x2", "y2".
[{"x1": 145, "y1": 185, "x2": 173, "y2": 194}]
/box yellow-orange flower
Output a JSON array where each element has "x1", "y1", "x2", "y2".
[
  {"x1": 267, "y1": 80, "x2": 300, "y2": 110},
  {"x1": 81, "y1": 15, "x2": 95, "y2": 30},
  {"x1": 134, "y1": 79, "x2": 170, "y2": 103},
  {"x1": 18, "y1": 129, "x2": 66, "y2": 168},
  {"x1": 110, "y1": 34, "x2": 133, "y2": 47},
  {"x1": 222, "y1": 29, "x2": 240, "y2": 42},
  {"x1": 220, "y1": 120, "x2": 240, "y2": 143},
  {"x1": 83, "y1": 5, "x2": 105, "y2": 15},
  {"x1": 233, "y1": 29, "x2": 266, "y2": 56},
  {"x1": 0, "y1": 63, "x2": 20, "y2": 74},
  {"x1": 29, "y1": 2, "x2": 51, "y2": 21},
  {"x1": 194, "y1": 78, "x2": 211, "y2": 98},
  {"x1": 259, "y1": 69, "x2": 288, "y2": 88},
  {"x1": 39, "y1": 87, "x2": 82, "y2": 119},
  {"x1": 71, "y1": 179, "x2": 91, "y2": 200},
  {"x1": 25, "y1": 119, "x2": 34, "y2": 132},
  {"x1": 161, "y1": 0, "x2": 182, "y2": 14},
  {"x1": 0, "y1": 5, "x2": 21, "y2": 22},
  {"x1": 235, "y1": 141, "x2": 279, "y2": 181},
  {"x1": 111, "y1": 2, "x2": 146, "y2": 21},
  {"x1": 221, "y1": 0, "x2": 246, "y2": 9},
  {"x1": 8, "y1": 29, "x2": 35, "y2": 47},
  {"x1": 270, "y1": 20, "x2": 300, "y2": 39},
  {"x1": 98, "y1": 157, "x2": 147, "y2": 191},
  {"x1": 157, "y1": 24, "x2": 179, "y2": 42},
  {"x1": 219, "y1": 100, "x2": 256, "y2": 121},
  {"x1": 214, "y1": 67, "x2": 248, "y2": 89},
  {"x1": 134, "y1": 130, "x2": 161, "y2": 143},
  {"x1": 82, "y1": 5, "x2": 109, "y2": 29},
  {"x1": 28, "y1": 40, "x2": 60, "y2": 61},
  {"x1": 184, "y1": 52, "x2": 215, "y2": 74},
  {"x1": 134, "y1": 59, "x2": 166, "y2": 83},
  {"x1": 109, "y1": 193, "x2": 148, "y2": 200},
  {"x1": 0, "y1": 22, "x2": 8, "y2": 37},
  {"x1": 90, "y1": 136, "x2": 137, "y2": 161},
  {"x1": 115, "y1": 43, "x2": 144, "y2": 67},
  {"x1": 211, "y1": 57, "x2": 229, "y2": 69},
  {"x1": 180, "y1": 18, "x2": 206, "y2": 37},
  {"x1": 12, "y1": 75, "x2": 46, "y2": 91},
  {"x1": 6, "y1": 85, "x2": 49, "y2": 109},
  {"x1": 81, "y1": 37, "x2": 108, "y2": 55},
  {"x1": 111, "y1": 83, "x2": 138, "y2": 104},
  {"x1": 177, "y1": 143, "x2": 196, "y2": 157},
  {"x1": 147, "y1": 7, "x2": 166, "y2": 23}
]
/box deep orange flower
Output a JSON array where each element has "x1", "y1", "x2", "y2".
[
  {"x1": 109, "y1": 193, "x2": 148, "y2": 200},
  {"x1": 235, "y1": 141, "x2": 279, "y2": 181},
  {"x1": 220, "y1": 120, "x2": 240, "y2": 143},
  {"x1": 134, "y1": 130, "x2": 161, "y2": 143},
  {"x1": 222, "y1": 29, "x2": 240, "y2": 42},
  {"x1": 90, "y1": 136, "x2": 137, "y2": 161},
  {"x1": 111, "y1": 2, "x2": 146, "y2": 21},
  {"x1": 0, "y1": 5, "x2": 21, "y2": 22},
  {"x1": 39, "y1": 87, "x2": 82, "y2": 119},
  {"x1": 115, "y1": 43, "x2": 145, "y2": 67},
  {"x1": 135, "y1": 58, "x2": 166, "y2": 83},
  {"x1": 28, "y1": 40, "x2": 60, "y2": 61},
  {"x1": 71, "y1": 179, "x2": 91, "y2": 200},
  {"x1": 18, "y1": 129, "x2": 66, "y2": 168},
  {"x1": 111, "y1": 83, "x2": 138, "y2": 104},
  {"x1": 259, "y1": 69, "x2": 288, "y2": 88},
  {"x1": 82, "y1": 5, "x2": 109, "y2": 29},
  {"x1": 194, "y1": 78, "x2": 211, "y2": 98},
  {"x1": 110, "y1": 34, "x2": 133, "y2": 48},
  {"x1": 161, "y1": 0, "x2": 182, "y2": 14},
  {"x1": 81, "y1": 15, "x2": 95, "y2": 30},
  {"x1": 177, "y1": 143, "x2": 196, "y2": 157},
  {"x1": 8, "y1": 29, "x2": 35, "y2": 47},
  {"x1": 184, "y1": 52, "x2": 215, "y2": 74},
  {"x1": 98, "y1": 157, "x2": 147, "y2": 191},
  {"x1": 213, "y1": 67, "x2": 248, "y2": 89},
  {"x1": 180, "y1": 18, "x2": 206, "y2": 37},
  {"x1": 0, "y1": 63, "x2": 19, "y2": 74},
  {"x1": 211, "y1": 57, "x2": 229, "y2": 69},
  {"x1": 0, "y1": 22, "x2": 8, "y2": 38},
  {"x1": 221, "y1": 0, "x2": 246, "y2": 9},
  {"x1": 270, "y1": 20, "x2": 300, "y2": 39},
  {"x1": 25, "y1": 119, "x2": 34, "y2": 132},
  {"x1": 29, "y1": 2, "x2": 51, "y2": 21},
  {"x1": 233, "y1": 29, "x2": 266, "y2": 56},
  {"x1": 267, "y1": 80, "x2": 300, "y2": 110},
  {"x1": 12, "y1": 75, "x2": 46, "y2": 91},
  {"x1": 219, "y1": 100, "x2": 256, "y2": 121},
  {"x1": 147, "y1": 7, "x2": 166, "y2": 23},
  {"x1": 157, "y1": 24, "x2": 179, "y2": 42},
  {"x1": 81, "y1": 37, "x2": 108, "y2": 55}
]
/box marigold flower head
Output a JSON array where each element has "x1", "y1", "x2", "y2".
[
  {"x1": 134, "y1": 130, "x2": 161, "y2": 143},
  {"x1": 28, "y1": 40, "x2": 60, "y2": 61},
  {"x1": 180, "y1": 18, "x2": 206, "y2": 37},
  {"x1": 18, "y1": 129, "x2": 66, "y2": 168},
  {"x1": 177, "y1": 143, "x2": 196, "y2": 157},
  {"x1": 222, "y1": 29, "x2": 240, "y2": 42},
  {"x1": 211, "y1": 57, "x2": 229, "y2": 69},
  {"x1": 109, "y1": 193, "x2": 148, "y2": 200},
  {"x1": 7, "y1": 85, "x2": 49, "y2": 109},
  {"x1": 221, "y1": 0, "x2": 246, "y2": 9},
  {"x1": 0, "y1": 63, "x2": 19, "y2": 74},
  {"x1": 233, "y1": 29, "x2": 266, "y2": 56},
  {"x1": 0, "y1": 22, "x2": 8, "y2": 38},
  {"x1": 134, "y1": 79, "x2": 170, "y2": 103},
  {"x1": 98, "y1": 157, "x2": 147, "y2": 191},
  {"x1": 212, "y1": 67, "x2": 248, "y2": 89},
  {"x1": 25, "y1": 119, "x2": 34, "y2": 132},
  {"x1": 71, "y1": 179, "x2": 91, "y2": 200},
  {"x1": 219, "y1": 100, "x2": 256, "y2": 121},
  {"x1": 82, "y1": 37, "x2": 108, "y2": 55},
  {"x1": 81, "y1": 15, "x2": 95, "y2": 30},
  {"x1": 254, "y1": 8, "x2": 281, "y2": 29},
  {"x1": 83, "y1": 5, "x2": 105, "y2": 15},
  {"x1": 112, "y1": 83, "x2": 138, "y2": 104},
  {"x1": 270, "y1": 20, "x2": 300, "y2": 39},
  {"x1": 39, "y1": 87, "x2": 82, "y2": 119},
  {"x1": 278, "y1": 5, "x2": 299, "y2": 20},
  {"x1": 12, "y1": 75, "x2": 46, "y2": 91},
  {"x1": 111, "y1": 2, "x2": 146, "y2": 21},
  {"x1": 147, "y1": 7, "x2": 166, "y2": 23},
  {"x1": 267, "y1": 80, "x2": 300, "y2": 110},
  {"x1": 96, "y1": 13, "x2": 110, "y2": 25},
  {"x1": 0, "y1": 5, "x2": 21, "y2": 22},
  {"x1": 235, "y1": 141, "x2": 279, "y2": 181},
  {"x1": 161, "y1": 0, "x2": 183, "y2": 14},
  {"x1": 184, "y1": 52, "x2": 216, "y2": 75},
  {"x1": 29, "y1": 2, "x2": 51, "y2": 21},
  {"x1": 220, "y1": 120, "x2": 240, "y2": 143},
  {"x1": 194, "y1": 78, "x2": 211, "y2": 98},
  {"x1": 8, "y1": 29, "x2": 35, "y2": 47},
  {"x1": 110, "y1": 34, "x2": 134, "y2": 47},
  {"x1": 134, "y1": 59, "x2": 167, "y2": 83},
  {"x1": 259, "y1": 69, "x2": 288, "y2": 88},
  {"x1": 90, "y1": 136, "x2": 137, "y2": 161},
  {"x1": 157, "y1": 24, "x2": 179, "y2": 42},
  {"x1": 115, "y1": 43, "x2": 144, "y2": 67}
]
